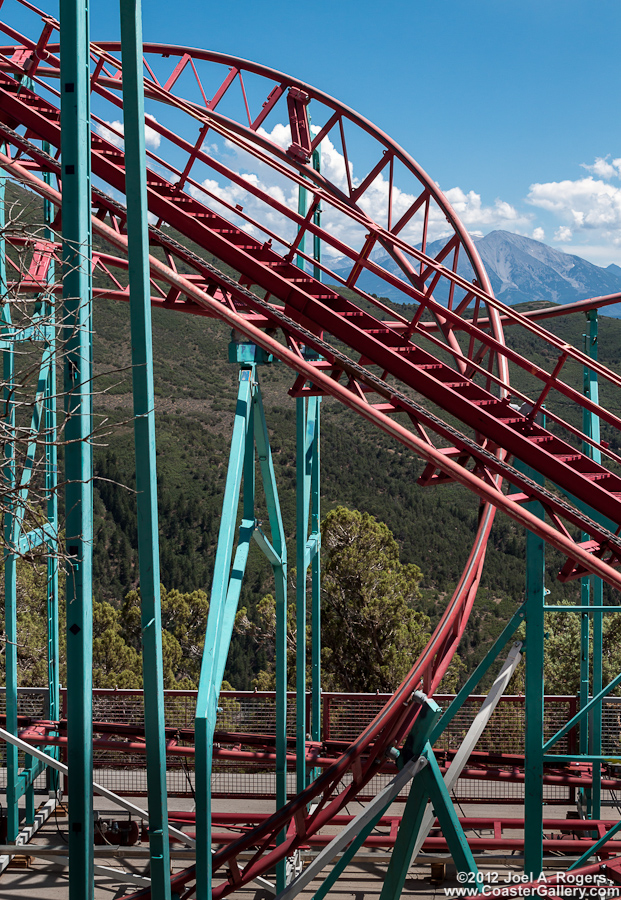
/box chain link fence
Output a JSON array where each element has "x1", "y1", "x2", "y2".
[{"x1": 1, "y1": 689, "x2": 608, "y2": 804}]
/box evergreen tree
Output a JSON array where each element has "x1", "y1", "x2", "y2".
[{"x1": 320, "y1": 507, "x2": 431, "y2": 692}]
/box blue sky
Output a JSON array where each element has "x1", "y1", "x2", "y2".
[{"x1": 4, "y1": 0, "x2": 621, "y2": 266}]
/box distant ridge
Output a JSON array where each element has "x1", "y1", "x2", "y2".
[
  {"x1": 330, "y1": 230, "x2": 621, "y2": 316},
  {"x1": 473, "y1": 231, "x2": 621, "y2": 310}
]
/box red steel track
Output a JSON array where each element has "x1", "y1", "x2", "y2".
[{"x1": 1, "y1": 4, "x2": 621, "y2": 895}]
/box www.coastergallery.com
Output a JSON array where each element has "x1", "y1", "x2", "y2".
[
  {"x1": 444, "y1": 874, "x2": 619, "y2": 899},
  {"x1": 444, "y1": 888, "x2": 619, "y2": 899}
]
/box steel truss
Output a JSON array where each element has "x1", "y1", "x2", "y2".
[
  {"x1": 1, "y1": 138, "x2": 60, "y2": 861},
  {"x1": 0, "y1": 1, "x2": 620, "y2": 898}
]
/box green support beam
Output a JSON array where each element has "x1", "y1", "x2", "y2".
[
  {"x1": 544, "y1": 670, "x2": 621, "y2": 752},
  {"x1": 59, "y1": 0, "x2": 94, "y2": 894},
  {"x1": 43, "y1": 147, "x2": 60, "y2": 795},
  {"x1": 2, "y1": 278, "x2": 18, "y2": 844},
  {"x1": 310, "y1": 399, "x2": 321, "y2": 747},
  {"x1": 119, "y1": 2, "x2": 171, "y2": 893},
  {"x1": 196, "y1": 357, "x2": 288, "y2": 899},
  {"x1": 295, "y1": 395, "x2": 321, "y2": 793},
  {"x1": 581, "y1": 310, "x2": 602, "y2": 820},
  {"x1": 311, "y1": 695, "x2": 441, "y2": 900},
  {"x1": 252, "y1": 380, "x2": 289, "y2": 891},
  {"x1": 431, "y1": 605, "x2": 525, "y2": 745},
  {"x1": 196, "y1": 366, "x2": 253, "y2": 899},
  {"x1": 295, "y1": 158, "x2": 322, "y2": 792},
  {"x1": 517, "y1": 462, "x2": 546, "y2": 880},
  {"x1": 1, "y1": 142, "x2": 60, "y2": 835},
  {"x1": 379, "y1": 701, "x2": 478, "y2": 900}
]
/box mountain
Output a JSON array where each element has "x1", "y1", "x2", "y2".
[
  {"x1": 474, "y1": 231, "x2": 621, "y2": 312},
  {"x1": 329, "y1": 230, "x2": 621, "y2": 316}
]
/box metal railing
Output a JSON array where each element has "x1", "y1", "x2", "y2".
[{"x1": 0, "y1": 689, "x2": 591, "y2": 802}]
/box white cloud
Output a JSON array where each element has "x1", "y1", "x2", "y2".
[
  {"x1": 581, "y1": 156, "x2": 621, "y2": 180},
  {"x1": 520, "y1": 157, "x2": 621, "y2": 264},
  {"x1": 212, "y1": 122, "x2": 530, "y2": 255},
  {"x1": 95, "y1": 119, "x2": 124, "y2": 149},
  {"x1": 93, "y1": 114, "x2": 161, "y2": 151},
  {"x1": 557, "y1": 242, "x2": 621, "y2": 266},
  {"x1": 258, "y1": 123, "x2": 354, "y2": 193},
  {"x1": 528, "y1": 176, "x2": 621, "y2": 229},
  {"x1": 144, "y1": 114, "x2": 161, "y2": 150},
  {"x1": 158, "y1": 120, "x2": 550, "y2": 284},
  {"x1": 554, "y1": 226, "x2": 572, "y2": 243},
  {"x1": 443, "y1": 187, "x2": 529, "y2": 229},
  {"x1": 532, "y1": 227, "x2": 545, "y2": 241}
]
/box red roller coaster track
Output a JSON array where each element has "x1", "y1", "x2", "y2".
[{"x1": 0, "y1": 4, "x2": 621, "y2": 896}]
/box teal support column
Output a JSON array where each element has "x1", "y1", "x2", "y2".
[
  {"x1": 2, "y1": 151, "x2": 60, "y2": 827},
  {"x1": 319, "y1": 700, "x2": 442, "y2": 900},
  {"x1": 2, "y1": 232, "x2": 18, "y2": 841},
  {"x1": 24, "y1": 751, "x2": 35, "y2": 825},
  {"x1": 422, "y1": 749, "x2": 478, "y2": 878},
  {"x1": 579, "y1": 585, "x2": 590, "y2": 756},
  {"x1": 310, "y1": 399, "x2": 321, "y2": 746},
  {"x1": 431, "y1": 605, "x2": 526, "y2": 744},
  {"x1": 196, "y1": 367, "x2": 253, "y2": 899},
  {"x1": 295, "y1": 397, "x2": 308, "y2": 794},
  {"x1": 379, "y1": 775, "x2": 430, "y2": 900},
  {"x1": 296, "y1": 184, "x2": 307, "y2": 269},
  {"x1": 60, "y1": 0, "x2": 94, "y2": 894},
  {"x1": 252, "y1": 380, "x2": 288, "y2": 892},
  {"x1": 295, "y1": 395, "x2": 320, "y2": 793},
  {"x1": 119, "y1": 2, "x2": 171, "y2": 894},
  {"x1": 582, "y1": 310, "x2": 602, "y2": 821},
  {"x1": 296, "y1": 153, "x2": 322, "y2": 772},
  {"x1": 43, "y1": 150, "x2": 60, "y2": 794},
  {"x1": 523, "y1": 486, "x2": 546, "y2": 879},
  {"x1": 379, "y1": 701, "x2": 478, "y2": 900},
  {"x1": 2, "y1": 154, "x2": 19, "y2": 842},
  {"x1": 196, "y1": 355, "x2": 288, "y2": 898},
  {"x1": 590, "y1": 576, "x2": 603, "y2": 818}
]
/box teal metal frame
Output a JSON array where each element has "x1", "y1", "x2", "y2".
[
  {"x1": 195, "y1": 348, "x2": 288, "y2": 897},
  {"x1": 430, "y1": 605, "x2": 526, "y2": 745},
  {"x1": 59, "y1": 0, "x2": 94, "y2": 895},
  {"x1": 1, "y1": 149, "x2": 19, "y2": 845},
  {"x1": 523, "y1": 483, "x2": 546, "y2": 879},
  {"x1": 2, "y1": 153, "x2": 60, "y2": 837},
  {"x1": 307, "y1": 696, "x2": 443, "y2": 900},
  {"x1": 4, "y1": 21, "x2": 621, "y2": 895},
  {"x1": 119, "y1": 2, "x2": 172, "y2": 894},
  {"x1": 517, "y1": 308, "x2": 621, "y2": 874},
  {"x1": 580, "y1": 310, "x2": 602, "y2": 820},
  {"x1": 379, "y1": 702, "x2": 478, "y2": 900},
  {"x1": 42, "y1": 145, "x2": 60, "y2": 797},
  {"x1": 295, "y1": 147, "x2": 322, "y2": 794},
  {"x1": 295, "y1": 393, "x2": 321, "y2": 793}
]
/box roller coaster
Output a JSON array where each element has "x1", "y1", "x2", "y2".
[{"x1": 1, "y1": 1, "x2": 621, "y2": 898}]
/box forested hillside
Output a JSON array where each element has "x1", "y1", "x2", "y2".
[
  {"x1": 90, "y1": 291, "x2": 621, "y2": 688},
  {"x1": 5, "y1": 180, "x2": 621, "y2": 689}
]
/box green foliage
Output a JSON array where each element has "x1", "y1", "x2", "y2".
[
  {"x1": 119, "y1": 586, "x2": 210, "y2": 688},
  {"x1": 0, "y1": 558, "x2": 62, "y2": 687},
  {"x1": 235, "y1": 593, "x2": 297, "y2": 690},
  {"x1": 235, "y1": 509, "x2": 463, "y2": 694},
  {"x1": 321, "y1": 507, "x2": 431, "y2": 692},
  {"x1": 508, "y1": 601, "x2": 621, "y2": 695},
  {"x1": 1, "y1": 564, "x2": 211, "y2": 689},
  {"x1": 92, "y1": 599, "x2": 142, "y2": 688}
]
